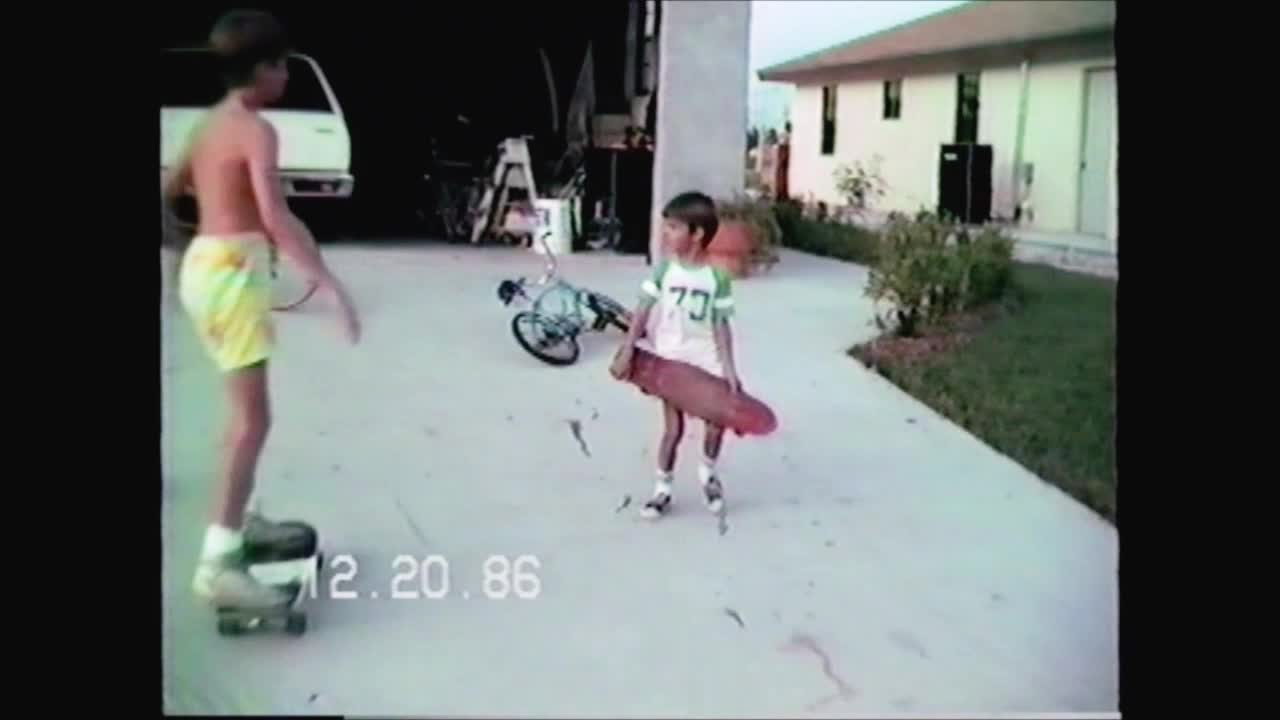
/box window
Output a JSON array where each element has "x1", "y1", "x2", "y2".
[
  {"x1": 882, "y1": 79, "x2": 902, "y2": 120},
  {"x1": 955, "y1": 72, "x2": 980, "y2": 143},
  {"x1": 820, "y1": 85, "x2": 837, "y2": 155},
  {"x1": 159, "y1": 50, "x2": 335, "y2": 113},
  {"x1": 278, "y1": 58, "x2": 335, "y2": 113}
]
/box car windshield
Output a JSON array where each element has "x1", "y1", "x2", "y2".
[{"x1": 159, "y1": 51, "x2": 334, "y2": 113}]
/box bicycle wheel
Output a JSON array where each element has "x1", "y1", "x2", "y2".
[
  {"x1": 511, "y1": 311, "x2": 580, "y2": 366},
  {"x1": 585, "y1": 291, "x2": 631, "y2": 332},
  {"x1": 270, "y1": 249, "x2": 319, "y2": 312}
]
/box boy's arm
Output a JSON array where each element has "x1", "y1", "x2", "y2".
[
  {"x1": 711, "y1": 268, "x2": 741, "y2": 390},
  {"x1": 161, "y1": 115, "x2": 208, "y2": 205},
  {"x1": 161, "y1": 152, "x2": 192, "y2": 206},
  {"x1": 160, "y1": 121, "x2": 204, "y2": 246},
  {"x1": 161, "y1": 153, "x2": 192, "y2": 208},
  {"x1": 245, "y1": 119, "x2": 333, "y2": 287},
  {"x1": 611, "y1": 262, "x2": 667, "y2": 378},
  {"x1": 621, "y1": 260, "x2": 670, "y2": 349},
  {"x1": 621, "y1": 297, "x2": 655, "y2": 346}
]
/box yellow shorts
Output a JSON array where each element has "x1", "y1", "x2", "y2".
[{"x1": 178, "y1": 232, "x2": 275, "y2": 372}]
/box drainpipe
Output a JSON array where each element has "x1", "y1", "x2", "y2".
[{"x1": 1011, "y1": 56, "x2": 1031, "y2": 223}]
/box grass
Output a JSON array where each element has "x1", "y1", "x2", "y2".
[{"x1": 851, "y1": 263, "x2": 1117, "y2": 522}]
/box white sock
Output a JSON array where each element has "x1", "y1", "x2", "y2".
[
  {"x1": 200, "y1": 524, "x2": 244, "y2": 562},
  {"x1": 699, "y1": 458, "x2": 717, "y2": 486},
  {"x1": 654, "y1": 469, "x2": 673, "y2": 495}
]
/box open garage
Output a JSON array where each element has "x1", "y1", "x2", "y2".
[{"x1": 161, "y1": 3, "x2": 718, "y2": 249}]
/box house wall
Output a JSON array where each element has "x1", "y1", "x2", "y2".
[{"x1": 784, "y1": 36, "x2": 1115, "y2": 244}]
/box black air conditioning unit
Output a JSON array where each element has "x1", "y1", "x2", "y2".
[{"x1": 938, "y1": 143, "x2": 993, "y2": 224}]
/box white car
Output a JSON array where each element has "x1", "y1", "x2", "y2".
[{"x1": 160, "y1": 48, "x2": 354, "y2": 200}]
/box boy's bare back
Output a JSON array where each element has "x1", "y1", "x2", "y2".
[{"x1": 186, "y1": 100, "x2": 277, "y2": 238}]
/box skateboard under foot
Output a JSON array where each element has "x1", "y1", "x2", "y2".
[
  {"x1": 216, "y1": 581, "x2": 308, "y2": 636},
  {"x1": 214, "y1": 519, "x2": 323, "y2": 637}
]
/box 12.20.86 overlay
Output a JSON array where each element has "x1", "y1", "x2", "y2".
[{"x1": 301, "y1": 554, "x2": 542, "y2": 601}]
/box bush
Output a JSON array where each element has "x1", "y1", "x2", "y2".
[
  {"x1": 832, "y1": 158, "x2": 887, "y2": 216},
  {"x1": 774, "y1": 201, "x2": 880, "y2": 265},
  {"x1": 866, "y1": 213, "x2": 1014, "y2": 336},
  {"x1": 959, "y1": 226, "x2": 1015, "y2": 306},
  {"x1": 717, "y1": 194, "x2": 783, "y2": 270}
]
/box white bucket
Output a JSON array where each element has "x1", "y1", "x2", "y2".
[{"x1": 533, "y1": 198, "x2": 573, "y2": 255}]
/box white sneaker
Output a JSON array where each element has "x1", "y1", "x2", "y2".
[
  {"x1": 639, "y1": 491, "x2": 673, "y2": 520},
  {"x1": 702, "y1": 477, "x2": 725, "y2": 514},
  {"x1": 193, "y1": 558, "x2": 292, "y2": 609}
]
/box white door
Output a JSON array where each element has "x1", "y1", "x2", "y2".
[{"x1": 1078, "y1": 68, "x2": 1116, "y2": 236}]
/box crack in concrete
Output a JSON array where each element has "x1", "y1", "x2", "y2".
[
  {"x1": 614, "y1": 495, "x2": 631, "y2": 513},
  {"x1": 723, "y1": 607, "x2": 745, "y2": 629},
  {"x1": 782, "y1": 633, "x2": 856, "y2": 710},
  {"x1": 567, "y1": 419, "x2": 592, "y2": 457},
  {"x1": 393, "y1": 495, "x2": 429, "y2": 547},
  {"x1": 889, "y1": 629, "x2": 929, "y2": 659}
]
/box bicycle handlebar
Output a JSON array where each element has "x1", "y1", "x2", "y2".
[{"x1": 535, "y1": 229, "x2": 558, "y2": 284}]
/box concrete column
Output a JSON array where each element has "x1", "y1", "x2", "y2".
[{"x1": 650, "y1": 0, "x2": 751, "y2": 263}]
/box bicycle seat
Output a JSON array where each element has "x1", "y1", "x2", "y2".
[{"x1": 497, "y1": 278, "x2": 525, "y2": 306}]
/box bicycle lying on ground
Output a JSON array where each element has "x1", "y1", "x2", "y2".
[{"x1": 497, "y1": 231, "x2": 632, "y2": 366}]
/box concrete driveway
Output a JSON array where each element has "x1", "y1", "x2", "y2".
[{"x1": 161, "y1": 243, "x2": 1118, "y2": 716}]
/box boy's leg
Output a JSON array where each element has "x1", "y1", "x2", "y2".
[
  {"x1": 641, "y1": 400, "x2": 684, "y2": 519},
  {"x1": 700, "y1": 422, "x2": 726, "y2": 513},
  {"x1": 214, "y1": 362, "x2": 272, "y2": 529},
  {"x1": 192, "y1": 361, "x2": 290, "y2": 608}
]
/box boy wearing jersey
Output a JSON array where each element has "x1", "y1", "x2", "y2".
[{"x1": 610, "y1": 192, "x2": 742, "y2": 518}]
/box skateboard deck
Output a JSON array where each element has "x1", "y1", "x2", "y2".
[
  {"x1": 623, "y1": 348, "x2": 777, "y2": 436},
  {"x1": 216, "y1": 578, "x2": 309, "y2": 636}
]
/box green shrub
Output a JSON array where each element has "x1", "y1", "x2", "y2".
[
  {"x1": 773, "y1": 202, "x2": 880, "y2": 265},
  {"x1": 959, "y1": 227, "x2": 1015, "y2": 306},
  {"x1": 833, "y1": 158, "x2": 887, "y2": 214},
  {"x1": 866, "y1": 213, "x2": 1015, "y2": 336}
]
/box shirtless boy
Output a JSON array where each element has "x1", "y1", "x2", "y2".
[{"x1": 161, "y1": 10, "x2": 360, "y2": 608}]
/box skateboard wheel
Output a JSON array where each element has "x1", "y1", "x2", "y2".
[
  {"x1": 217, "y1": 617, "x2": 244, "y2": 636},
  {"x1": 285, "y1": 612, "x2": 307, "y2": 636}
]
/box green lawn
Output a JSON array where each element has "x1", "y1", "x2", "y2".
[{"x1": 852, "y1": 263, "x2": 1117, "y2": 522}]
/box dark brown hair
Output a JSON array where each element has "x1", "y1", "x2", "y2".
[
  {"x1": 662, "y1": 191, "x2": 719, "y2": 248},
  {"x1": 209, "y1": 10, "x2": 291, "y2": 88}
]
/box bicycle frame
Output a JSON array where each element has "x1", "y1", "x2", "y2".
[
  {"x1": 505, "y1": 232, "x2": 593, "y2": 335},
  {"x1": 499, "y1": 227, "x2": 632, "y2": 365}
]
